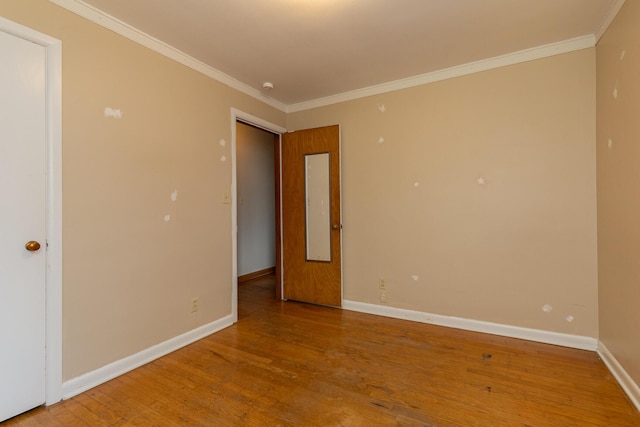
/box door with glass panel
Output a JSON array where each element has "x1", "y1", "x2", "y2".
[{"x1": 282, "y1": 125, "x2": 341, "y2": 306}]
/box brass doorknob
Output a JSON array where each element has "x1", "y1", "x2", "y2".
[{"x1": 25, "y1": 241, "x2": 41, "y2": 252}]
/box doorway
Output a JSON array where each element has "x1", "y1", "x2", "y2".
[
  {"x1": 230, "y1": 109, "x2": 286, "y2": 322},
  {"x1": 236, "y1": 121, "x2": 280, "y2": 316},
  {"x1": 230, "y1": 111, "x2": 343, "y2": 320}
]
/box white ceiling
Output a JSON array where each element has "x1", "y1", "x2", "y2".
[{"x1": 73, "y1": 0, "x2": 622, "y2": 107}]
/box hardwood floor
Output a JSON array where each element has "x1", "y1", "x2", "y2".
[{"x1": 6, "y1": 275, "x2": 640, "y2": 426}]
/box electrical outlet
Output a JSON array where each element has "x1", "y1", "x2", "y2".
[
  {"x1": 380, "y1": 292, "x2": 387, "y2": 304},
  {"x1": 191, "y1": 296, "x2": 199, "y2": 313},
  {"x1": 379, "y1": 278, "x2": 386, "y2": 290}
]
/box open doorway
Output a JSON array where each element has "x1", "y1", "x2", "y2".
[
  {"x1": 230, "y1": 108, "x2": 286, "y2": 322},
  {"x1": 235, "y1": 119, "x2": 282, "y2": 319},
  {"x1": 236, "y1": 122, "x2": 276, "y2": 283}
]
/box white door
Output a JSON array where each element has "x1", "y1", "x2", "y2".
[{"x1": 0, "y1": 29, "x2": 47, "y2": 421}]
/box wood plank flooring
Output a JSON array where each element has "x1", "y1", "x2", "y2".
[{"x1": 6, "y1": 275, "x2": 640, "y2": 426}]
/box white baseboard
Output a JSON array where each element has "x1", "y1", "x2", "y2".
[
  {"x1": 59, "y1": 303, "x2": 639, "y2": 413},
  {"x1": 598, "y1": 341, "x2": 640, "y2": 412},
  {"x1": 61, "y1": 315, "x2": 234, "y2": 399},
  {"x1": 342, "y1": 300, "x2": 598, "y2": 351}
]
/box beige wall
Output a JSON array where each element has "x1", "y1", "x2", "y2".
[
  {"x1": 596, "y1": 1, "x2": 640, "y2": 388},
  {"x1": 0, "y1": 0, "x2": 285, "y2": 380},
  {"x1": 288, "y1": 49, "x2": 598, "y2": 337}
]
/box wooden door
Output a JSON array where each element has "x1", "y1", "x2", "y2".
[
  {"x1": 282, "y1": 125, "x2": 341, "y2": 306},
  {"x1": 0, "y1": 29, "x2": 47, "y2": 421}
]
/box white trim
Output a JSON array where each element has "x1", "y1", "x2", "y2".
[
  {"x1": 0, "y1": 16, "x2": 64, "y2": 406},
  {"x1": 230, "y1": 109, "x2": 286, "y2": 321},
  {"x1": 343, "y1": 300, "x2": 598, "y2": 351},
  {"x1": 44, "y1": 31, "x2": 63, "y2": 409},
  {"x1": 232, "y1": 109, "x2": 287, "y2": 136},
  {"x1": 230, "y1": 114, "x2": 238, "y2": 324},
  {"x1": 62, "y1": 315, "x2": 234, "y2": 399},
  {"x1": 49, "y1": 0, "x2": 601, "y2": 115},
  {"x1": 48, "y1": 0, "x2": 288, "y2": 113},
  {"x1": 337, "y1": 125, "x2": 344, "y2": 305},
  {"x1": 595, "y1": 0, "x2": 626, "y2": 42},
  {"x1": 287, "y1": 36, "x2": 595, "y2": 113},
  {"x1": 597, "y1": 341, "x2": 640, "y2": 412}
]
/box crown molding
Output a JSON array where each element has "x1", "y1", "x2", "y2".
[
  {"x1": 286, "y1": 35, "x2": 595, "y2": 113},
  {"x1": 48, "y1": 0, "x2": 288, "y2": 113},
  {"x1": 49, "y1": 0, "x2": 611, "y2": 115},
  {"x1": 595, "y1": 0, "x2": 626, "y2": 42}
]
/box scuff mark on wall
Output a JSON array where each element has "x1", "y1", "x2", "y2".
[
  {"x1": 608, "y1": 138, "x2": 613, "y2": 150},
  {"x1": 104, "y1": 107, "x2": 122, "y2": 119},
  {"x1": 566, "y1": 315, "x2": 575, "y2": 323},
  {"x1": 613, "y1": 86, "x2": 619, "y2": 99},
  {"x1": 477, "y1": 177, "x2": 486, "y2": 185},
  {"x1": 377, "y1": 136, "x2": 385, "y2": 144},
  {"x1": 542, "y1": 304, "x2": 553, "y2": 313},
  {"x1": 619, "y1": 49, "x2": 626, "y2": 60},
  {"x1": 413, "y1": 182, "x2": 420, "y2": 188},
  {"x1": 163, "y1": 214, "x2": 171, "y2": 222},
  {"x1": 411, "y1": 275, "x2": 419, "y2": 281},
  {"x1": 220, "y1": 155, "x2": 227, "y2": 162},
  {"x1": 219, "y1": 139, "x2": 226, "y2": 147},
  {"x1": 378, "y1": 103, "x2": 386, "y2": 113},
  {"x1": 171, "y1": 190, "x2": 178, "y2": 202}
]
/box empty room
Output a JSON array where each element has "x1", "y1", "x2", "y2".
[{"x1": 1, "y1": 0, "x2": 639, "y2": 425}]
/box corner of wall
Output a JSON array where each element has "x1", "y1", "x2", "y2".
[{"x1": 598, "y1": 341, "x2": 640, "y2": 412}]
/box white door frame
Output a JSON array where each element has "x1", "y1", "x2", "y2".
[
  {"x1": 0, "y1": 17, "x2": 63, "y2": 405},
  {"x1": 230, "y1": 108, "x2": 286, "y2": 322}
]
